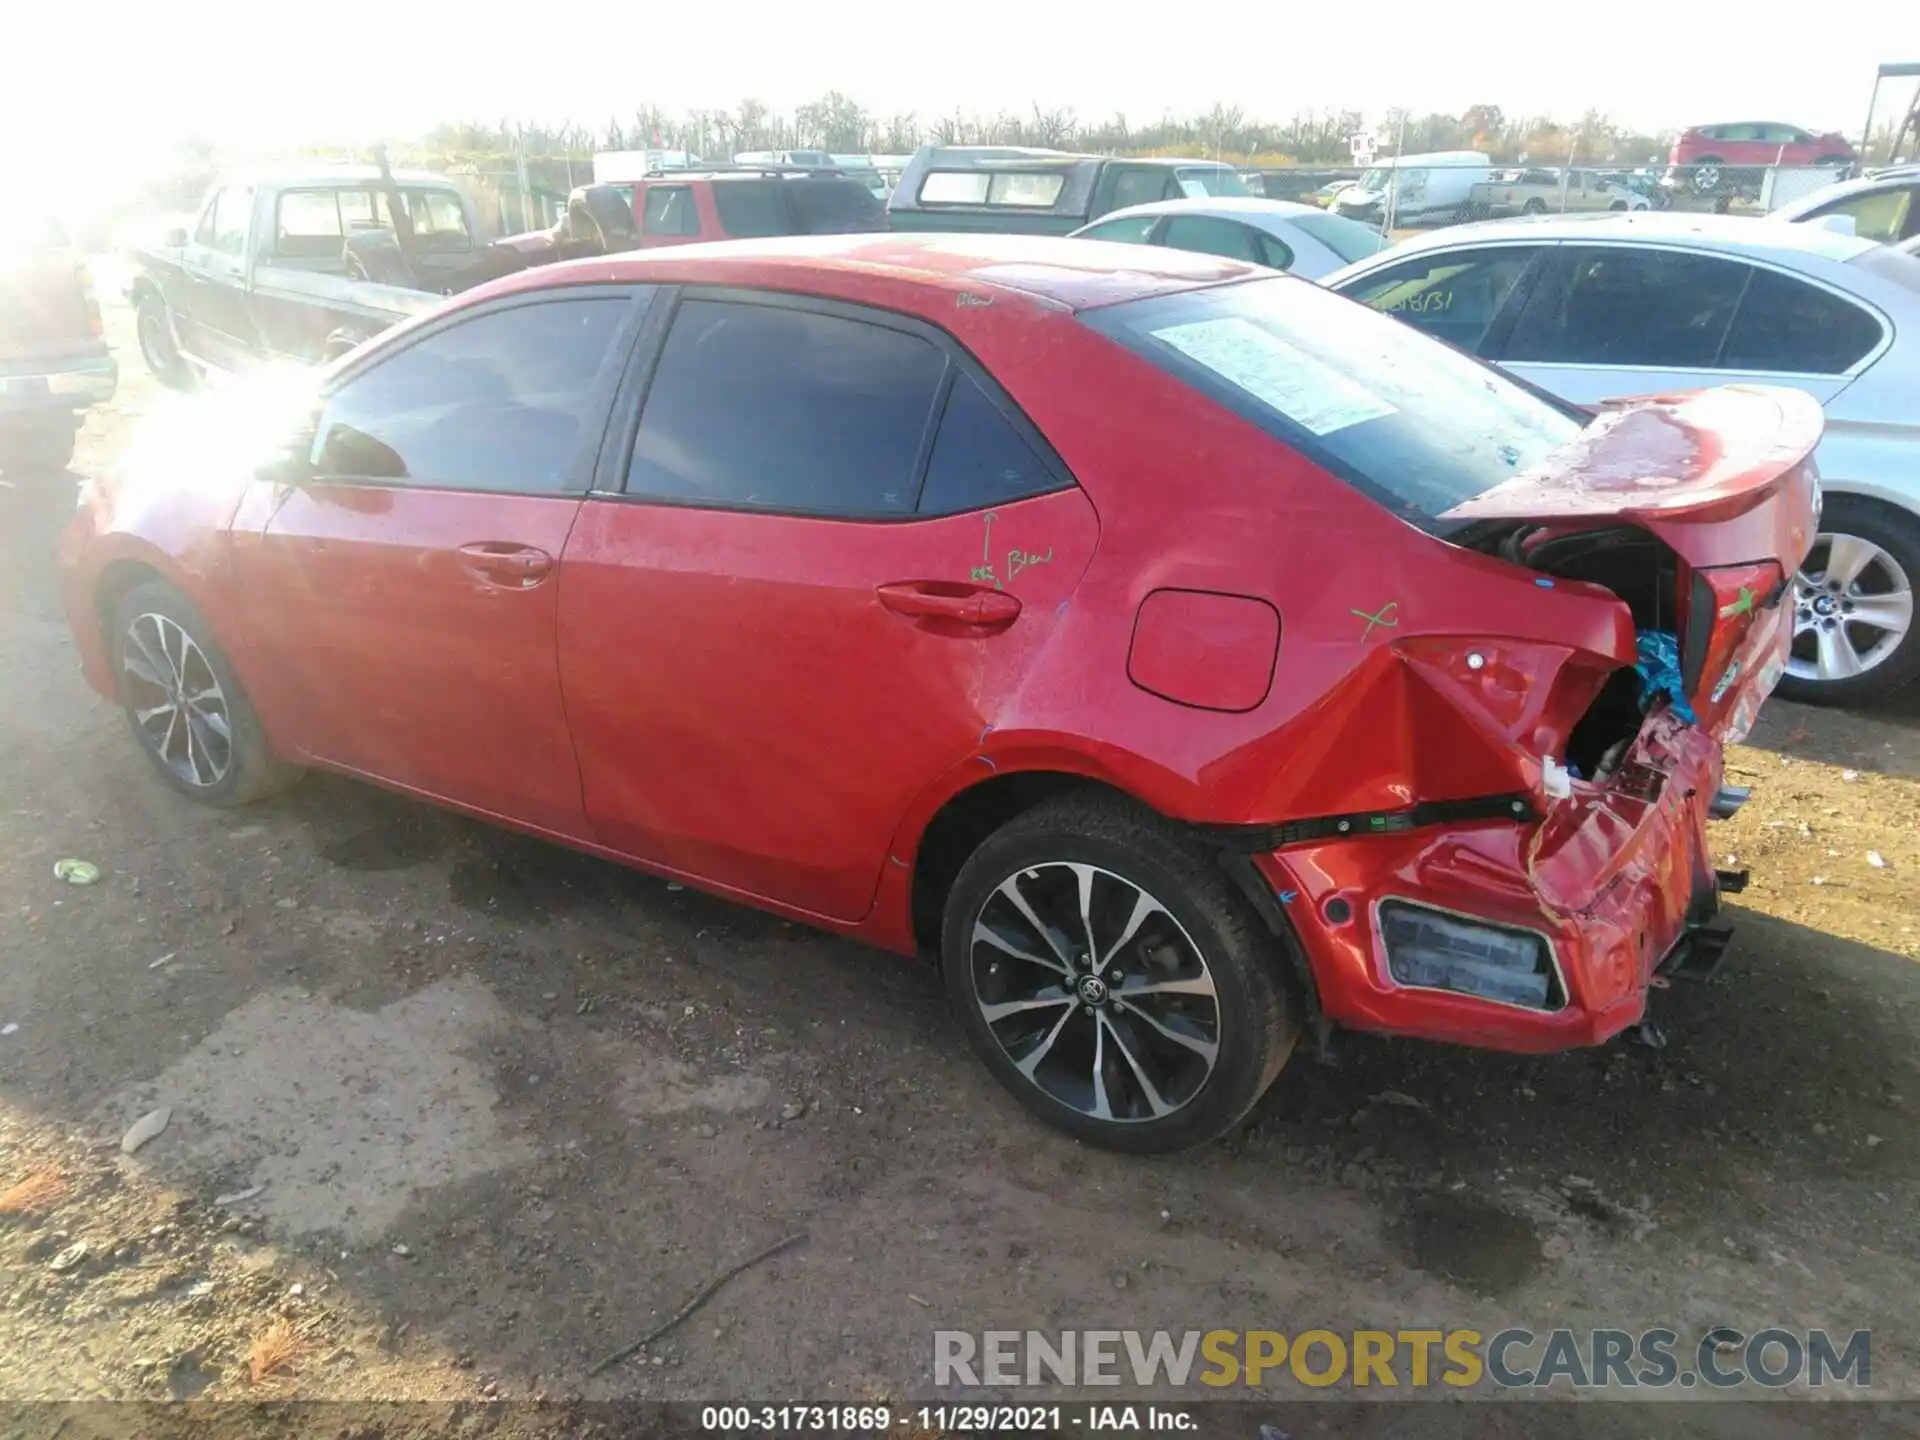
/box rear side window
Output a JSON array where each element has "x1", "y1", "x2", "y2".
[
  {"x1": 627, "y1": 300, "x2": 947, "y2": 516},
  {"x1": 311, "y1": 297, "x2": 633, "y2": 493},
  {"x1": 918, "y1": 373, "x2": 1064, "y2": 515},
  {"x1": 1504, "y1": 247, "x2": 1748, "y2": 367},
  {"x1": 1084, "y1": 275, "x2": 1583, "y2": 530},
  {"x1": 1337, "y1": 246, "x2": 1540, "y2": 354},
  {"x1": 784, "y1": 180, "x2": 887, "y2": 234},
  {"x1": 643, "y1": 186, "x2": 700, "y2": 236},
  {"x1": 1720, "y1": 269, "x2": 1882, "y2": 373},
  {"x1": 1076, "y1": 216, "x2": 1159, "y2": 243},
  {"x1": 712, "y1": 182, "x2": 792, "y2": 237},
  {"x1": 1287, "y1": 210, "x2": 1389, "y2": 264},
  {"x1": 1159, "y1": 215, "x2": 1265, "y2": 264}
]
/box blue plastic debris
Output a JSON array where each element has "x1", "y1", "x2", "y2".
[
  {"x1": 1634, "y1": 631, "x2": 1697, "y2": 724},
  {"x1": 1534, "y1": 577, "x2": 1556, "y2": 588}
]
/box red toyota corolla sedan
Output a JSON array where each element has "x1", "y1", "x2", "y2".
[{"x1": 58, "y1": 235, "x2": 1818, "y2": 1153}]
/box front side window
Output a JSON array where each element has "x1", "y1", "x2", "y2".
[
  {"x1": 1505, "y1": 246, "x2": 1749, "y2": 368},
  {"x1": 1720, "y1": 269, "x2": 1883, "y2": 374},
  {"x1": 1337, "y1": 246, "x2": 1540, "y2": 353},
  {"x1": 275, "y1": 190, "x2": 344, "y2": 258},
  {"x1": 311, "y1": 297, "x2": 633, "y2": 493},
  {"x1": 627, "y1": 300, "x2": 947, "y2": 516},
  {"x1": 643, "y1": 186, "x2": 700, "y2": 236},
  {"x1": 197, "y1": 187, "x2": 251, "y2": 255},
  {"x1": 1808, "y1": 187, "x2": 1913, "y2": 244},
  {"x1": 1085, "y1": 275, "x2": 1583, "y2": 530}
]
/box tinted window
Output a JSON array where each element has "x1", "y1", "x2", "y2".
[
  {"x1": 1721, "y1": 269, "x2": 1882, "y2": 373},
  {"x1": 917, "y1": 171, "x2": 1068, "y2": 207},
  {"x1": 1086, "y1": 276, "x2": 1582, "y2": 531},
  {"x1": 1338, "y1": 246, "x2": 1539, "y2": 354},
  {"x1": 1109, "y1": 169, "x2": 1175, "y2": 210},
  {"x1": 1505, "y1": 247, "x2": 1748, "y2": 367},
  {"x1": 627, "y1": 301, "x2": 946, "y2": 516},
  {"x1": 1075, "y1": 216, "x2": 1159, "y2": 243},
  {"x1": 1808, "y1": 187, "x2": 1913, "y2": 243},
  {"x1": 712, "y1": 181, "x2": 792, "y2": 237},
  {"x1": 1160, "y1": 215, "x2": 1264, "y2": 263},
  {"x1": 312, "y1": 298, "x2": 632, "y2": 493},
  {"x1": 784, "y1": 180, "x2": 887, "y2": 233},
  {"x1": 643, "y1": 186, "x2": 700, "y2": 236},
  {"x1": 1286, "y1": 210, "x2": 1389, "y2": 263},
  {"x1": 918, "y1": 373, "x2": 1063, "y2": 515}
]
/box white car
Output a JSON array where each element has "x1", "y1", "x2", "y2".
[
  {"x1": 1324, "y1": 212, "x2": 1920, "y2": 704},
  {"x1": 1068, "y1": 198, "x2": 1389, "y2": 280},
  {"x1": 1770, "y1": 164, "x2": 1920, "y2": 247}
]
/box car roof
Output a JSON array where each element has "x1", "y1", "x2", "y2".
[
  {"x1": 225, "y1": 164, "x2": 463, "y2": 190},
  {"x1": 1343, "y1": 210, "x2": 1884, "y2": 266},
  {"x1": 1081, "y1": 197, "x2": 1328, "y2": 226},
  {"x1": 478, "y1": 232, "x2": 1258, "y2": 312}
]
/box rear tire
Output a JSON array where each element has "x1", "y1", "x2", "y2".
[
  {"x1": 1777, "y1": 496, "x2": 1920, "y2": 706},
  {"x1": 110, "y1": 581, "x2": 302, "y2": 806},
  {"x1": 0, "y1": 422, "x2": 77, "y2": 476},
  {"x1": 941, "y1": 793, "x2": 1300, "y2": 1153},
  {"x1": 135, "y1": 292, "x2": 192, "y2": 389}
]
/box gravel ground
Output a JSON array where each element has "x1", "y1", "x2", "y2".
[{"x1": 0, "y1": 282, "x2": 1914, "y2": 1433}]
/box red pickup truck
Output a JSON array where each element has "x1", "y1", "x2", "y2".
[
  {"x1": 617, "y1": 168, "x2": 888, "y2": 245},
  {"x1": 1, "y1": 218, "x2": 115, "y2": 475}
]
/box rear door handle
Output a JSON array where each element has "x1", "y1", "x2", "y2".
[
  {"x1": 876, "y1": 581, "x2": 1022, "y2": 632},
  {"x1": 458, "y1": 542, "x2": 553, "y2": 588}
]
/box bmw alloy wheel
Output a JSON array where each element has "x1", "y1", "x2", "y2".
[
  {"x1": 121, "y1": 611, "x2": 234, "y2": 789},
  {"x1": 967, "y1": 861, "x2": 1221, "y2": 1123},
  {"x1": 1789, "y1": 532, "x2": 1914, "y2": 684}
]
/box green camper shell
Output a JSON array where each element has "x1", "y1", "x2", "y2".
[{"x1": 886, "y1": 145, "x2": 1251, "y2": 235}]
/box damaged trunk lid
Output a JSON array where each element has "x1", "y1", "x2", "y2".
[{"x1": 1444, "y1": 384, "x2": 1823, "y2": 741}]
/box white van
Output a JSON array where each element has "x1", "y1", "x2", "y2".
[{"x1": 1328, "y1": 151, "x2": 1492, "y2": 228}]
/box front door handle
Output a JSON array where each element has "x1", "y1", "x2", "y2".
[
  {"x1": 876, "y1": 581, "x2": 1022, "y2": 632},
  {"x1": 458, "y1": 542, "x2": 553, "y2": 589}
]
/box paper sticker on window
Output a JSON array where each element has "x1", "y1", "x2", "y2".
[{"x1": 1149, "y1": 317, "x2": 1398, "y2": 436}]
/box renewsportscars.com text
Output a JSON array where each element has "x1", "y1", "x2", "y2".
[{"x1": 933, "y1": 1327, "x2": 1871, "y2": 1390}]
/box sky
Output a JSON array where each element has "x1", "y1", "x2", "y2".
[{"x1": 9, "y1": 1, "x2": 1914, "y2": 195}]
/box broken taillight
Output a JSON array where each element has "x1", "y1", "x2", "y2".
[
  {"x1": 1681, "y1": 561, "x2": 1786, "y2": 710},
  {"x1": 1380, "y1": 901, "x2": 1564, "y2": 1010}
]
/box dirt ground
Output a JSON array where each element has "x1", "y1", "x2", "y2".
[{"x1": 0, "y1": 282, "x2": 1916, "y2": 1428}]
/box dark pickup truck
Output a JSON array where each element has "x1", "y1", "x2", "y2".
[
  {"x1": 1, "y1": 217, "x2": 115, "y2": 475},
  {"x1": 125, "y1": 166, "x2": 643, "y2": 384},
  {"x1": 127, "y1": 166, "x2": 476, "y2": 384}
]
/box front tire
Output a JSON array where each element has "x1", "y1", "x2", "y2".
[
  {"x1": 941, "y1": 794, "x2": 1300, "y2": 1154},
  {"x1": 110, "y1": 581, "x2": 302, "y2": 805},
  {"x1": 1778, "y1": 497, "x2": 1920, "y2": 705}
]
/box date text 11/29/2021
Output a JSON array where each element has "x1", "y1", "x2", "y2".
[{"x1": 699, "y1": 1406, "x2": 1193, "y2": 1434}]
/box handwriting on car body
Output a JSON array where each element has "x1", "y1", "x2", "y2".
[{"x1": 969, "y1": 510, "x2": 1053, "y2": 591}]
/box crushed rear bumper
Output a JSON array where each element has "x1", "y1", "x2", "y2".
[{"x1": 1257, "y1": 709, "x2": 1733, "y2": 1054}]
